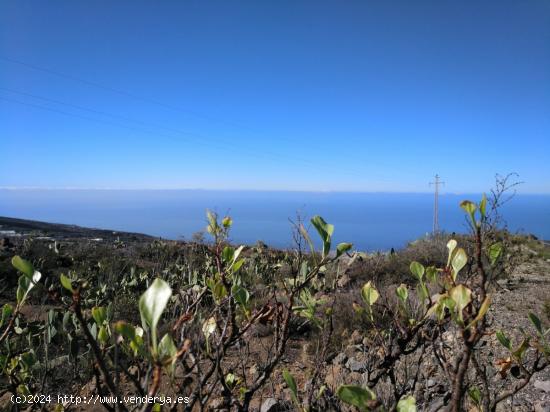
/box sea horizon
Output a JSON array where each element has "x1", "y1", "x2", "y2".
[{"x1": 1, "y1": 189, "x2": 548, "y2": 251}]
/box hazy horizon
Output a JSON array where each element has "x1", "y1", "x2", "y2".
[
  {"x1": 2, "y1": 189, "x2": 549, "y2": 250},
  {"x1": 1, "y1": 187, "x2": 549, "y2": 196}
]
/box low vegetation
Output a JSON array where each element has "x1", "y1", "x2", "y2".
[{"x1": 0, "y1": 188, "x2": 549, "y2": 411}]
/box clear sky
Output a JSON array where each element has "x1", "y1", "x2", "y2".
[{"x1": 1, "y1": 1, "x2": 549, "y2": 193}]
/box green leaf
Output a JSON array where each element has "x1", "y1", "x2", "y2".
[
  {"x1": 115, "y1": 321, "x2": 135, "y2": 340},
  {"x1": 480, "y1": 193, "x2": 487, "y2": 218},
  {"x1": 311, "y1": 215, "x2": 334, "y2": 258},
  {"x1": 460, "y1": 200, "x2": 477, "y2": 225},
  {"x1": 468, "y1": 386, "x2": 482, "y2": 406},
  {"x1": 451, "y1": 248, "x2": 467, "y2": 281},
  {"x1": 489, "y1": 243, "x2": 503, "y2": 266},
  {"x1": 225, "y1": 373, "x2": 236, "y2": 387},
  {"x1": 97, "y1": 326, "x2": 109, "y2": 345},
  {"x1": 233, "y1": 286, "x2": 250, "y2": 307},
  {"x1": 397, "y1": 395, "x2": 417, "y2": 412},
  {"x1": 409, "y1": 261, "x2": 425, "y2": 281},
  {"x1": 12, "y1": 256, "x2": 34, "y2": 278},
  {"x1": 336, "y1": 385, "x2": 376, "y2": 411},
  {"x1": 222, "y1": 216, "x2": 232, "y2": 228},
  {"x1": 211, "y1": 281, "x2": 227, "y2": 302},
  {"x1": 0, "y1": 304, "x2": 13, "y2": 329},
  {"x1": 336, "y1": 242, "x2": 353, "y2": 258},
  {"x1": 206, "y1": 210, "x2": 219, "y2": 235},
  {"x1": 396, "y1": 284, "x2": 408, "y2": 303},
  {"x1": 512, "y1": 338, "x2": 530, "y2": 360},
  {"x1": 528, "y1": 313, "x2": 543, "y2": 335},
  {"x1": 139, "y1": 278, "x2": 172, "y2": 351},
  {"x1": 283, "y1": 369, "x2": 298, "y2": 404},
  {"x1": 449, "y1": 284, "x2": 472, "y2": 323},
  {"x1": 232, "y1": 258, "x2": 245, "y2": 273},
  {"x1": 60, "y1": 274, "x2": 74, "y2": 292},
  {"x1": 16, "y1": 270, "x2": 41, "y2": 305},
  {"x1": 361, "y1": 281, "x2": 379, "y2": 306},
  {"x1": 446, "y1": 239, "x2": 458, "y2": 267},
  {"x1": 496, "y1": 330, "x2": 512, "y2": 350},
  {"x1": 91, "y1": 307, "x2": 107, "y2": 326},
  {"x1": 222, "y1": 246, "x2": 234, "y2": 263},
  {"x1": 158, "y1": 333, "x2": 177, "y2": 369},
  {"x1": 425, "y1": 266, "x2": 438, "y2": 283},
  {"x1": 416, "y1": 283, "x2": 429, "y2": 303}
]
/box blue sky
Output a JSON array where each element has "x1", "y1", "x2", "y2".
[{"x1": 1, "y1": 1, "x2": 549, "y2": 193}]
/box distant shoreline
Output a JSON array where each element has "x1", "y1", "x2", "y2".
[{"x1": 0, "y1": 216, "x2": 155, "y2": 243}]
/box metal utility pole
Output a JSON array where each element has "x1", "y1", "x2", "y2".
[{"x1": 429, "y1": 174, "x2": 445, "y2": 235}]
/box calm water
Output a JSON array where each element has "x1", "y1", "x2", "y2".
[{"x1": 0, "y1": 190, "x2": 548, "y2": 251}]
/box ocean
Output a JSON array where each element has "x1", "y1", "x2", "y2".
[{"x1": 0, "y1": 190, "x2": 548, "y2": 251}]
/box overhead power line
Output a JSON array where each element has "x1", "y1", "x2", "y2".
[
  {"x1": 0, "y1": 55, "x2": 264, "y2": 134},
  {"x1": 0, "y1": 93, "x2": 366, "y2": 179}
]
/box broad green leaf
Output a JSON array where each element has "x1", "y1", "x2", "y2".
[
  {"x1": 311, "y1": 215, "x2": 334, "y2": 258},
  {"x1": 426, "y1": 266, "x2": 438, "y2": 283},
  {"x1": 233, "y1": 286, "x2": 250, "y2": 307},
  {"x1": 232, "y1": 258, "x2": 245, "y2": 273},
  {"x1": 139, "y1": 278, "x2": 172, "y2": 350},
  {"x1": 489, "y1": 243, "x2": 503, "y2": 266},
  {"x1": 409, "y1": 261, "x2": 425, "y2": 281},
  {"x1": 92, "y1": 307, "x2": 107, "y2": 326},
  {"x1": 396, "y1": 284, "x2": 408, "y2": 303},
  {"x1": 12, "y1": 256, "x2": 34, "y2": 278},
  {"x1": 336, "y1": 385, "x2": 376, "y2": 411},
  {"x1": 496, "y1": 330, "x2": 512, "y2": 350},
  {"x1": 16, "y1": 270, "x2": 41, "y2": 305},
  {"x1": 211, "y1": 281, "x2": 227, "y2": 302},
  {"x1": 336, "y1": 242, "x2": 353, "y2": 257},
  {"x1": 115, "y1": 321, "x2": 136, "y2": 341},
  {"x1": 361, "y1": 281, "x2": 379, "y2": 306},
  {"x1": 97, "y1": 326, "x2": 109, "y2": 345},
  {"x1": 449, "y1": 285, "x2": 472, "y2": 323},
  {"x1": 222, "y1": 246, "x2": 234, "y2": 263},
  {"x1": 397, "y1": 395, "x2": 417, "y2": 412},
  {"x1": 311, "y1": 215, "x2": 334, "y2": 240},
  {"x1": 460, "y1": 200, "x2": 477, "y2": 225},
  {"x1": 528, "y1": 313, "x2": 543, "y2": 335},
  {"x1": 446, "y1": 239, "x2": 458, "y2": 267},
  {"x1": 451, "y1": 248, "x2": 467, "y2": 281},
  {"x1": 60, "y1": 274, "x2": 74, "y2": 292},
  {"x1": 158, "y1": 333, "x2": 177, "y2": 368}
]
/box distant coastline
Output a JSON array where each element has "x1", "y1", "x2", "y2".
[{"x1": 1, "y1": 190, "x2": 549, "y2": 251}]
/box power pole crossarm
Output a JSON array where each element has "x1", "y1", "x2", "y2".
[{"x1": 429, "y1": 174, "x2": 445, "y2": 235}]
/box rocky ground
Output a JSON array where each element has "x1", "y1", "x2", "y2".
[{"x1": 319, "y1": 251, "x2": 550, "y2": 412}]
